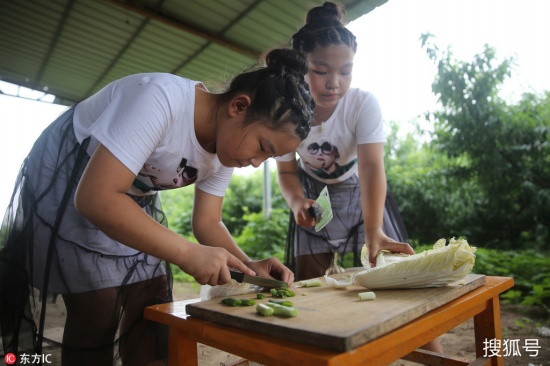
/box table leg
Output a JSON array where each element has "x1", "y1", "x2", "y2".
[
  {"x1": 474, "y1": 295, "x2": 504, "y2": 366},
  {"x1": 168, "y1": 327, "x2": 198, "y2": 366}
]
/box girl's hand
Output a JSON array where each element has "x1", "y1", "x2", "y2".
[
  {"x1": 293, "y1": 198, "x2": 318, "y2": 228},
  {"x1": 365, "y1": 228, "x2": 415, "y2": 267},
  {"x1": 178, "y1": 245, "x2": 255, "y2": 286},
  {"x1": 245, "y1": 258, "x2": 295, "y2": 286}
]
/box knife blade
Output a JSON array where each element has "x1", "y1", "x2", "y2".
[{"x1": 229, "y1": 270, "x2": 287, "y2": 288}]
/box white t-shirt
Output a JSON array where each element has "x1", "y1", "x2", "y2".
[
  {"x1": 73, "y1": 73, "x2": 233, "y2": 197},
  {"x1": 276, "y1": 88, "x2": 385, "y2": 184}
]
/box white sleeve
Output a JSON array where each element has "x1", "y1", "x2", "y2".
[
  {"x1": 196, "y1": 166, "x2": 234, "y2": 197},
  {"x1": 89, "y1": 81, "x2": 174, "y2": 175},
  {"x1": 348, "y1": 91, "x2": 386, "y2": 145}
]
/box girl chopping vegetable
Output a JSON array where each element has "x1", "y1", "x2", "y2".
[
  {"x1": 0, "y1": 47, "x2": 314, "y2": 366},
  {"x1": 275, "y1": 1, "x2": 442, "y2": 353}
]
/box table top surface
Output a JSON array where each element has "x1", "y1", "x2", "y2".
[
  {"x1": 145, "y1": 276, "x2": 514, "y2": 366},
  {"x1": 146, "y1": 274, "x2": 513, "y2": 352},
  {"x1": 186, "y1": 273, "x2": 487, "y2": 351}
]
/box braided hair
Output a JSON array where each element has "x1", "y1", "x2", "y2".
[
  {"x1": 292, "y1": 2, "x2": 357, "y2": 54},
  {"x1": 218, "y1": 48, "x2": 314, "y2": 141}
]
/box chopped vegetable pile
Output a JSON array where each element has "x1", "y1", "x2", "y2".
[
  {"x1": 222, "y1": 286, "x2": 299, "y2": 318},
  {"x1": 221, "y1": 298, "x2": 256, "y2": 307},
  {"x1": 270, "y1": 288, "x2": 296, "y2": 298}
]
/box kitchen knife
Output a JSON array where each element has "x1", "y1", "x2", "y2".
[
  {"x1": 229, "y1": 270, "x2": 287, "y2": 288},
  {"x1": 308, "y1": 186, "x2": 333, "y2": 232}
]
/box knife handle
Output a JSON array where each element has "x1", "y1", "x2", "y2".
[{"x1": 229, "y1": 270, "x2": 244, "y2": 283}]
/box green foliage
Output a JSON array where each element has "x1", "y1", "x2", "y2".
[
  {"x1": 160, "y1": 185, "x2": 195, "y2": 238},
  {"x1": 222, "y1": 173, "x2": 264, "y2": 236},
  {"x1": 387, "y1": 34, "x2": 550, "y2": 250},
  {"x1": 235, "y1": 207, "x2": 289, "y2": 262},
  {"x1": 163, "y1": 167, "x2": 288, "y2": 240},
  {"x1": 426, "y1": 35, "x2": 550, "y2": 249},
  {"x1": 412, "y1": 242, "x2": 550, "y2": 309},
  {"x1": 223, "y1": 169, "x2": 287, "y2": 236},
  {"x1": 473, "y1": 247, "x2": 550, "y2": 308},
  {"x1": 385, "y1": 122, "x2": 486, "y2": 243}
]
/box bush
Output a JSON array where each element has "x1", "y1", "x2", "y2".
[
  {"x1": 473, "y1": 248, "x2": 550, "y2": 308},
  {"x1": 413, "y1": 242, "x2": 550, "y2": 309},
  {"x1": 235, "y1": 207, "x2": 289, "y2": 262}
]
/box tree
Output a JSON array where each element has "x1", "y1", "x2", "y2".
[
  {"x1": 418, "y1": 34, "x2": 550, "y2": 249},
  {"x1": 385, "y1": 121, "x2": 484, "y2": 245},
  {"x1": 222, "y1": 170, "x2": 288, "y2": 236}
]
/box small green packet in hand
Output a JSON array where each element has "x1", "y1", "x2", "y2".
[{"x1": 313, "y1": 186, "x2": 333, "y2": 232}]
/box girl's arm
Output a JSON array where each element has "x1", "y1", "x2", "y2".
[
  {"x1": 192, "y1": 187, "x2": 294, "y2": 283},
  {"x1": 191, "y1": 188, "x2": 251, "y2": 262},
  {"x1": 75, "y1": 144, "x2": 254, "y2": 285},
  {"x1": 357, "y1": 143, "x2": 414, "y2": 266},
  {"x1": 276, "y1": 159, "x2": 317, "y2": 227}
]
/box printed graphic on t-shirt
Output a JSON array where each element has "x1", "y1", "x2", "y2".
[
  {"x1": 133, "y1": 157, "x2": 198, "y2": 193},
  {"x1": 303, "y1": 141, "x2": 356, "y2": 180}
]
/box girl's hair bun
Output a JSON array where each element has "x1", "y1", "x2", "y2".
[
  {"x1": 264, "y1": 48, "x2": 308, "y2": 76},
  {"x1": 220, "y1": 46, "x2": 314, "y2": 141},
  {"x1": 305, "y1": 2, "x2": 345, "y2": 28},
  {"x1": 291, "y1": 2, "x2": 357, "y2": 54}
]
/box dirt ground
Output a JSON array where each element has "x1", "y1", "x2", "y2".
[{"x1": 31, "y1": 282, "x2": 550, "y2": 366}]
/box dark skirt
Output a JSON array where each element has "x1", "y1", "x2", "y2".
[
  {"x1": 0, "y1": 107, "x2": 173, "y2": 364},
  {"x1": 284, "y1": 165, "x2": 409, "y2": 272}
]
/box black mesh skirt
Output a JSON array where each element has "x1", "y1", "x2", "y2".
[
  {"x1": 284, "y1": 165, "x2": 409, "y2": 273},
  {"x1": 0, "y1": 107, "x2": 173, "y2": 365}
]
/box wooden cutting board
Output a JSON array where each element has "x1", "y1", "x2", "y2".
[{"x1": 186, "y1": 271, "x2": 486, "y2": 352}]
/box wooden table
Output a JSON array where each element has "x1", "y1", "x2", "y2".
[{"x1": 144, "y1": 276, "x2": 514, "y2": 366}]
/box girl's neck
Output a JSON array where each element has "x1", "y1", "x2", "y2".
[
  {"x1": 194, "y1": 87, "x2": 218, "y2": 153},
  {"x1": 313, "y1": 104, "x2": 336, "y2": 125}
]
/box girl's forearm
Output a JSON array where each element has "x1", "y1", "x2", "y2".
[
  {"x1": 359, "y1": 168, "x2": 386, "y2": 230},
  {"x1": 276, "y1": 161, "x2": 306, "y2": 212},
  {"x1": 357, "y1": 144, "x2": 387, "y2": 231}
]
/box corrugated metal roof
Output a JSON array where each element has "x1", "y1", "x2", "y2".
[{"x1": 0, "y1": 0, "x2": 387, "y2": 105}]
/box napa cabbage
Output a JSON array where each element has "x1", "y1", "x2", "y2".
[{"x1": 353, "y1": 238, "x2": 476, "y2": 289}]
